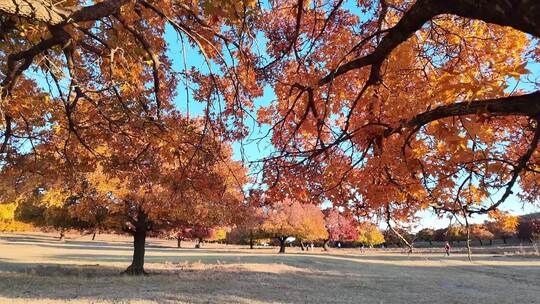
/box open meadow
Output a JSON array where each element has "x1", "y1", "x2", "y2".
[{"x1": 0, "y1": 232, "x2": 539, "y2": 304}]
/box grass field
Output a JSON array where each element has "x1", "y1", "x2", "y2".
[{"x1": 0, "y1": 233, "x2": 539, "y2": 304}]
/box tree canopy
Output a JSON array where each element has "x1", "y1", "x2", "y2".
[{"x1": 262, "y1": 198, "x2": 328, "y2": 253}]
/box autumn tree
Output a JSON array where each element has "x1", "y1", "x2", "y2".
[
  {"x1": 171, "y1": 225, "x2": 193, "y2": 248},
  {"x1": 262, "y1": 198, "x2": 327, "y2": 253},
  {"x1": 470, "y1": 224, "x2": 495, "y2": 246},
  {"x1": 446, "y1": 226, "x2": 466, "y2": 244},
  {"x1": 14, "y1": 188, "x2": 87, "y2": 240},
  {"x1": 189, "y1": 227, "x2": 215, "y2": 248},
  {"x1": 416, "y1": 228, "x2": 435, "y2": 246},
  {"x1": 322, "y1": 208, "x2": 358, "y2": 251},
  {"x1": 93, "y1": 138, "x2": 248, "y2": 274},
  {"x1": 72, "y1": 201, "x2": 109, "y2": 241},
  {"x1": 0, "y1": 115, "x2": 248, "y2": 275},
  {"x1": 0, "y1": 202, "x2": 33, "y2": 232},
  {"x1": 0, "y1": 0, "x2": 261, "y2": 277},
  {"x1": 229, "y1": 203, "x2": 265, "y2": 249},
  {"x1": 517, "y1": 218, "x2": 540, "y2": 243},
  {"x1": 357, "y1": 222, "x2": 385, "y2": 247},
  {"x1": 485, "y1": 212, "x2": 519, "y2": 244},
  {"x1": 171, "y1": 228, "x2": 190, "y2": 248}
]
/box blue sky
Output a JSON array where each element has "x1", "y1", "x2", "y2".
[{"x1": 164, "y1": 25, "x2": 275, "y2": 164}]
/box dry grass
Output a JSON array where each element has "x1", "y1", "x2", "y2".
[{"x1": 0, "y1": 232, "x2": 539, "y2": 304}]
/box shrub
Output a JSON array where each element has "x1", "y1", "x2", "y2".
[{"x1": 0, "y1": 219, "x2": 34, "y2": 232}]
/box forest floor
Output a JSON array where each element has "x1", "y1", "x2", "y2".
[{"x1": 0, "y1": 232, "x2": 539, "y2": 304}]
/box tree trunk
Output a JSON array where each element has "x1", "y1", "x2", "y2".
[
  {"x1": 59, "y1": 229, "x2": 65, "y2": 242},
  {"x1": 92, "y1": 230, "x2": 97, "y2": 241},
  {"x1": 299, "y1": 240, "x2": 305, "y2": 251},
  {"x1": 323, "y1": 239, "x2": 330, "y2": 251},
  {"x1": 195, "y1": 238, "x2": 203, "y2": 248},
  {"x1": 124, "y1": 228, "x2": 147, "y2": 275},
  {"x1": 428, "y1": 240, "x2": 433, "y2": 246},
  {"x1": 490, "y1": 239, "x2": 493, "y2": 246},
  {"x1": 462, "y1": 211, "x2": 472, "y2": 262},
  {"x1": 479, "y1": 239, "x2": 483, "y2": 246},
  {"x1": 177, "y1": 237, "x2": 182, "y2": 248},
  {"x1": 123, "y1": 208, "x2": 150, "y2": 276},
  {"x1": 249, "y1": 231, "x2": 254, "y2": 249},
  {"x1": 278, "y1": 237, "x2": 286, "y2": 254},
  {"x1": 502, "y1": 237, "x2": 507, "y2": 244}
]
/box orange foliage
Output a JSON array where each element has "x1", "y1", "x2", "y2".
[{"x1": 262, "y1": 198, "x2": 328, "y2": 242}]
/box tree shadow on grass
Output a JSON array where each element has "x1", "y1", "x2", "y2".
[
  {"x1": 1, "y1": 255, "x2": 539, "y2": 304},
  {"x1": 0, "y1": 260, "x2": 365, "y2": 303},
  {"x1": 0, "y1": 234, "x2": 66, "y2": 244},
  {"x1": 0, "y1": 256, "x2": 540, "y2": 303},
  {"x1": 1, "y1": 234, "x2": 539, "y2": 303},
  {"x1": 1, "y1": 233, "x2": 261, "y2": 255},
  {"x1": 318, "y1": 251, "x2": 540, "y2": 265},
  {"x1": 49, "y1": 252, "x2": 336, "y2": 268}
]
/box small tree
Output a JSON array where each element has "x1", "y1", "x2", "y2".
[
  {"x1": 0, "y1": 203, "x2": 17, "y2": 221},
  {"x1": 358, "y1": 222, "x2": 385, "y2": 247},
  {"x1": 262, "y1": 199, "x2": 328, "y2": 254},
  {"x1": 14, "y1": 189, "x2": 84, "y2": 241},
  {"x1": 213, "y1": 228, "x2": 228, "y2": 243},
  {"x1": 417, "y1": 228, "x2": 435, "y2": 246},
  {"x1": 232, "y1": 205, "x2": 265, "y2": 249},
  {"x1": 433, "y1": 228, "x2": 448, "y2": 242},
  {"x1": 190, "y1": 227, "x2": 217, "y2": 248},
  {"x1": 470, "y1": 224, "x2": 495, "y2": 246},
  {"x1": 447, "y1": 225, "x2": 466, "y2": 244},
  {"x1": 69, "y1": 194, "x2": 110, "y2": 241},
  {"x1": 322, "y1": 209, "x2": 358, "y2": 251},
  {"x1": 172, "y1": 227, "x2": 192, "y2": 248},
  {"x1": 0, "y1": 203, "x2": 34, "y2": 232},
  {"x1": 485, "y1": 212, "x2": 519, "y2": 244},
  {"x1": 518, "y1": 218, "x2": 540, "y2": 243}
]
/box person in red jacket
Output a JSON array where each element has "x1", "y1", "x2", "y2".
[{"x1": 444, "y1": 242, "x2": 452, "y2": 256}]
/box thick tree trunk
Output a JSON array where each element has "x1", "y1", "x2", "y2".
[
  {"x1": 479, "y1": 239, "x2": 483, "y2": 246},
  {"x1": 299, "y1": 240, "x2": 305, "y2": 251},
  {"x1": 323, "y1": 239, "x2": 330, "y2": 251},
  {"x1": 502, "y1": 237, "x2": 507, "y2": 244},
  {"x1": 428, "y1": 240, "x2": 433, "y2": 246},
  {"x1": 92, "y1": 230, "x2": 97, "y2": 241},
  {"x1": 278, "y1": 237, "x2": 286, "y2": 254},
  {"x1": 123, "y1": 208, "x2": 150, "y2": 276},
  {"x1": 249, "y1": 231, "x2": 254, "y2": 249},
  {"x1": 59, "y1": 229, "x2": 65, "y2": 242},
  {"x1": 124, "y1": 229, "x2": 147, "y2": 275},
  {"x1": 177, "y1": 237, "x2": 182, "y2": 248},
  {"x1": 490, "y1": 239, "x2": 493, "y2": 246}
]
